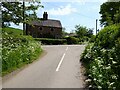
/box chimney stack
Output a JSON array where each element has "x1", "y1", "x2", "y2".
[{"x1": 43, "y1": 12, "x2": 48, "y2": 20}]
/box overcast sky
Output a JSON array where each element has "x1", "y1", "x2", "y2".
[{"x1": 10, "y1": 0, "x2": 108, "y2": 34}]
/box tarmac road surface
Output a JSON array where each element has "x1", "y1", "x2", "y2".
[{"x1": 2, "y1": 45, "x2": 85, "y2": 88}]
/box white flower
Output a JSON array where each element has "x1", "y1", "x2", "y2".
[
  {"x1": 98, "y1": 86, "x2": 102, "y2": 89},
  {"x1": 95, "y1": 58, "x2": 98, "y2": 61},
  {"x1": 99, "y1": 65, "x2": 103, "y2": 67},
  {"x1": 5, "y1": 32, "x2": 8, "y2": 35},
  {"x1": 85, "y1": 79, "x2": 91, "y2": 82},
  {"x1": 93, "y1": 78, "x2": 97, "y2": 81},
  {"x1": 110, "y1": 58, "x2": 113, "y2": 60},
  {"x1": 98, "y1": 79, "x2": 102, "y2": 83},
  {"x1": 113, "y1": 87, "x2": 116, "y2": 90},
  {"x1": 10, "y1": 37, "x2": 13, "y2": 39},
  {"x1": 98, "y1": 57, "x2": 101, "y2": 59},
  {"x1": 87, "y1": 49, "x2": 90, "y2": 51},
  {"x1": 110, "y1": 82, "x2": 114, "y2": 86},
  {"x1": 101, "y1": 49, "x2": 106, "y2": 52},
  {"x1": 88, "y1": 74, "x2": 92, "y2": 77},
  {"x1": 99, "y1": 74, "x2": 102, "y2": 77},
  {"x1": 112, "y1": 61, "x2": 117, "y2": 64},
  {"x1": 112, "y1": 75, "x2": 117, "y2": 79},
  {"x1": 107, "y1": 81, "x2": 110, "y2": 85},
  {"x1": 105, "y1": 66, "x2": 111, "y2": 70},
  {"x1": 92, "y1": 66, "x2": 96, "y2": 70},
  {"x1": 89, "y1": 85, "x2": 92, "y2": 88},
  {"x1": 26, "y1": 58, "x2": 29, "y2": 61},
  {"x1": 98, "y1": 60, "x2": 102, "y2": 65}
]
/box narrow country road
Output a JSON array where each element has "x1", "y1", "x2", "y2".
[{"x1": 3, "y1": 45, "x2": 85, "y2": 88}]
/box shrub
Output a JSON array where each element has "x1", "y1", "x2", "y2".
[
  {"x1": 89, "y1": 35, "x2": 96, "y2": 43},
  {"x1": 65, "y1": 36, "x2": 79, "y2": 44},
  {"x1": 2, "y1": 30, "x2": 42, "y2": 76},
  {"x1": 81, "y1": 44, "x2": 120, "y2": 89},
  {"x1": 35, "y1": 38, "x2": 67, "y2": 45},
  {"x1": 95, "y1": 24, "x2": 120, "y2": 49},
  {"x1": 80, "y1": 24, "x2": 120, "y2": 89}
]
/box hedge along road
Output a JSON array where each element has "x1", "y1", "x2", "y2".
[{"x1": 3, "y1": 45, "x2": 85, "y2": 88}]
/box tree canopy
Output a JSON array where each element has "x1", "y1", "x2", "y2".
[
  {"x1": 99, "y1": 1, "x2": 120, "y2": 26},
  {"x1": 75, "y1": 24, "x2": 93, "y2": 38},
  {"x1": 2, "y1": 1, "x2": 43, "y2": 27}
]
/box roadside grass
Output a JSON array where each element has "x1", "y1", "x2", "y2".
[
  {"x1": 2, "y1": 27, "x2": 43, "y2": 76},
  {"x1": 2, "y1": 27, "x2": 23, "y2": 36}
]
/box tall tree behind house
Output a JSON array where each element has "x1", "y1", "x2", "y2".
[{"x1": 2, "y1": 1, "x2": 43, "y2": 33}]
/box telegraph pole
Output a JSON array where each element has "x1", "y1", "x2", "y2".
[
  {"x1": 23, "y1": 1, "x2": 26, "y2": 35},
  {"x1": 96, "y1": 19, "x2": 98, "y2": 35}
]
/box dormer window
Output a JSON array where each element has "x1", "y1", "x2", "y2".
[{"x1": 39, "y1": 27, "x2": 42, "y2": 30}]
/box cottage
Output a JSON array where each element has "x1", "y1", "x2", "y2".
[{"x1": 26, "y1": 12, "x2": 62, "y2": 39}]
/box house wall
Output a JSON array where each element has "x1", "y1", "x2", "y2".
[{"x1": 26, "y1": 24, "x2": 62, "y2": 39}]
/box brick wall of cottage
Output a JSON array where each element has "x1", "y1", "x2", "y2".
[{"x1": 26, "y1": 24, "x2": 62, "y2": 39}]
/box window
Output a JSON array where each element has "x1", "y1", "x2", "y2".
[
  {"x1": 39, "y1": 27, "x2": 42, "y2": 30},
  {"x1": 51, "y1": 28, "x2": 54, "y2": 31}
]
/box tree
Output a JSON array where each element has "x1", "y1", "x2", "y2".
[
  {"x1": 87, "y1": 28, "x2": 94, "y2": 38},
  {"x1": 75, "y1": 24, "x2": 88, "y2": 38},
  {"x1": 99, "y1": 1, "x2": 120, "y2": 26},
  {"x1": 2, "y1": 2, "x2": 23, "y2": 27},
  {"x1": 2, "y1": 1, "x2": 43, "y2": 34},
  {"x1": 75, "y1": 24, "x2": 93, "y2": 42},
  {"x1": 114, "y1": 10, "x2": 120, "y2": 23}
]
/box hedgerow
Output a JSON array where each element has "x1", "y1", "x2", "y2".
[
  {"x1": 35, "y1": 38, "x2": 67, "y2": 45},
  {"x1": 2, "y1": 29, "x2": 42, "y2": 76},
  {"x1": 80, "y1": 24, "x2": 120, "y2": 89},
  {"x1": 95, "y1": 24, "x2": 120, "y2": 49},
  {"x1": 64, "y1": 36, "x2": 79, "y2": 44}
]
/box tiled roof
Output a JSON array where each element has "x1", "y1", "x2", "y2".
[{"x1": 30, "y1": 19, "x2": 62, "y2": 28}]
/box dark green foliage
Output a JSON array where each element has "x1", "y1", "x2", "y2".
[
  {"x1": 64, "y1": 36, "x2": 79, "y2": 44},
  {"x1": 89, "y1": 35, "x2": 96, "y2": 43},
  {"x1": 2, "y1": 27, "x2": 42, "y2": 76},
  {"x1": 75, "y1": 25, "x2": 88, "y2": 38},
  {"x1": 2, "y1": 2, "x2": 43, "y2": 27},
  {"x1": 95, "y1": 24, "x2": 120, "y2": 49},
  {"x1": 80, "y1": 24, "x2": 120, "y2": 89},
  {"x1": 99, "y1": 2, "x2": 120, "y2": 26},
  {"x1": 2, "y1": 2, "x2": 23, "y2": 27},
  {"x1": 75, "y1": 24, "x2": 93, "y2": 42},
  {"x1": 35, "y1": 38, "x2": 67, "y2": 45},
  {"x1": 35, "y1": 37, "x2": 80, "y2": 45}
]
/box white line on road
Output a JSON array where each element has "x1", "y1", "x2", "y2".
[
  {"x1": 66, "y1": 47, "x2": 68, "y2": 51},
  {"x1": 56, "y1": 53, "x2": 66, "y2": 72}
]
